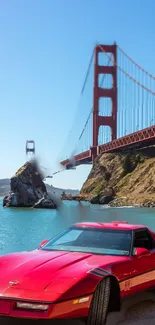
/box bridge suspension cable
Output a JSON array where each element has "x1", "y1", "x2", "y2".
[
  {"x1": 58, "y1": 45, "x2": 96, "y2": 162},
  {"x1": 59, "y1": 42, "x2": 155, "y2": 169},
  {"x1": 81, "y1": 49, "x2": 94, "y2": 95},
  {"x1": 117, "y1": 44, "x2": 155, "y2": 80},
  {"x1": 73, "y1": 54, "x2": 113, "y2": 153},
  {"x1": 98, "y1": 43, "x2": 155, "y2": 95}
]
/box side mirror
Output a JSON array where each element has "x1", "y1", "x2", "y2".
[
  {"x1": 133, "y1": 247, "x2": 149, "y2": 256},
  {"x1": 39, "y1": 239, "x2": 49, "y2": 248}
]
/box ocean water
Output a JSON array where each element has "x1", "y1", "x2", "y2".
[{"x1": 0, "y1": 199, "x2": 155, "y2": 256}]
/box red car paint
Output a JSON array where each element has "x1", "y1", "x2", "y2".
[{"x1": 0, "y1": 221, "x2": 155, "y2": 320}]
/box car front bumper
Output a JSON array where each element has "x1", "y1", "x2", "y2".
[{"x1": 0, "y1": 295, "x2": 92, "y2": 320}]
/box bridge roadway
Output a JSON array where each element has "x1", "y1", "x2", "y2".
[{"x1": 61, "y1": 125, "x2": 155, "y2": 169}]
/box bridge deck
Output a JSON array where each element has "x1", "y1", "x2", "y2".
[{"x1": 60, "y1": 125, "x2": 155, "y2": 169}]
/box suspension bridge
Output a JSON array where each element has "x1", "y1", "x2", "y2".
[{"x1": 59, "y1": 42, "x2": 155, "y2": 170}]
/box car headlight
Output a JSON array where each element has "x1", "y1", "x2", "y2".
[{"x1": 16, "y1": 302, "x2": 49, "y2": 311}]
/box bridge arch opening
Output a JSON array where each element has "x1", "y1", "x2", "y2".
[
  {"x1": 98, "y1": 74, "x2": 113, "y2": 89},
  {"x1": 99, "y1": 98, "x2": 112, "y2": 117},
  {"x1": 98, "y1": 126, "x2": 111, "y2": 145},
  {"x1": 26, "y1": 140, "x2": 35, "y2": 156},
  {"x1": 98, "y1": 52, "x2": 113, "y2": 66}
]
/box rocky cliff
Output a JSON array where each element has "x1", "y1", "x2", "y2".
[
  {"x1": 3, "y1": 161, "x2": 57, "y2": 209},
  {"x1": 80, "y1": 146, "x2": 155, "y2": 207}
]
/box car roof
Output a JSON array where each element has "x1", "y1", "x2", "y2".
[{"x1": 74, "y1": 221, "x2": 147, "y2": 231}]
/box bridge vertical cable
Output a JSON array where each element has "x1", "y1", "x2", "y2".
[
  {"x1": 59, "y1": 43, "x2": 155, "y2": 169},
  {"x1": 116, "y1": 45, "x2": 155, "y2": 138}
]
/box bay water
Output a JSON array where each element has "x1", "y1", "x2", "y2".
[{"x1": 0, "y1": 199, "x2": 155, "y2": 256}]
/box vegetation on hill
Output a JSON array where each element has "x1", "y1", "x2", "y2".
[{"x1": 80, "y1": 147, "x2": 155, "y2": 207}]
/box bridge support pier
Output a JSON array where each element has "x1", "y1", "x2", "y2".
[{"x1": 92, "y1": 43, "x2": 117, "y2": 162}]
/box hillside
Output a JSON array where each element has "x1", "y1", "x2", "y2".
[{"x1": 80, "y1": 146, "x2": 155, "y2": 207}]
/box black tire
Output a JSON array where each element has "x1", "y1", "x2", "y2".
[{"x1": 87, "y1": 276, "x2": 111, "y2": 325}]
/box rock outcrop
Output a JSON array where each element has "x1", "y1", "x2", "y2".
[
  {"x1": 3, "y1": 161, "x2": 56, "y2": 209},
  {"x1": 80, "y1": 146, "x2": 155, "y2": 207},
  {"x1": 33, "y1": 197, "x2": 57, "y2": 209},
  {"x1": 89, "y1": 187, "x2": 115, "y2": 205}
]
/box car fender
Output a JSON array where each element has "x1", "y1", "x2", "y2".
[
  {"x1": 56, "y1": 268, "x2": 121, "y2": 313},
  {"x1": 87, "y1": 267, "x2": 121, "y2": 312}
]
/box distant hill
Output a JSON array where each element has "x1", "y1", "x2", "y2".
[
  {"x1": 0, "y1": 179, "x2": 10, "y2": 186},
  {"x1": 0, "y1": 179, "x2": 10, "y2": 196},
  {"x1": 45, "y1": 184, "x2": 79, "y2": 196},
  {"x1": 0, "y1": 178, "x2": 79, "y2": 197}
]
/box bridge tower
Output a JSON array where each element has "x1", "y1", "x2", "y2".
[
  {"x1": 26, "y1": 140, "x2": 35, "y2": 156},
  {"x1": 91, "y1": 43, "x2": 117, "y2": 162}
]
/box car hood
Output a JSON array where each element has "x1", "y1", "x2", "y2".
[{"x1": 0, "y1": 249, "x2": 126, "y2": 293}]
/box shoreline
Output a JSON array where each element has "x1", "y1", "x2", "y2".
[
  {"x1": 1, "y1": 195, "x2": 155, "y2": 209},
  {"x1": 62, "y1": 194, "x2": 155, "y2": 208}
]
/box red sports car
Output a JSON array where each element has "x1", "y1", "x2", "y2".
[{"x1": 0, "y1": 221, "x2": 155, "y2": 324}]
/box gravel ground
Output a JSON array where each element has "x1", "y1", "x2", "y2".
[{"x1": 118, "y1": 300, "x2": 155, "y2": 324}]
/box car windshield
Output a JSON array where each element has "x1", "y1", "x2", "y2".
[{"x1": 41, "y1": 227, "x2": 132, "y2": 256}]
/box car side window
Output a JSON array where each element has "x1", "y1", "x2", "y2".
[{"x1": 133, "y1": 229, "x2": 155, "y2": 251}]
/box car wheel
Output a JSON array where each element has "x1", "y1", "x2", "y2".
[{"x1": 87, "y1": 276, "x2": 111, "y2": 325}]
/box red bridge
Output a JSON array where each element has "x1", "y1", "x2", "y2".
[{"x1": 60, "y1": 43, "x2": 155, "y2": 170}]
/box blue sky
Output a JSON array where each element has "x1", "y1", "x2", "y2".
[{"x1": 0, "y1": 0, "x2": 155, "y2": 189}]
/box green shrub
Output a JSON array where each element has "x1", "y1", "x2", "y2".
[
  {"x1": 122, "y1": 154, "x2": 133, "y2": 174},
  {"x1": 93, "y1": 180, "x2": 106, "y2": 196},
  {"x1": 104, "y1": 171, "x2": 111, "y2": 181},
  {"x1": 122, "y1": 151, "x2": 145, "y2": 176}
]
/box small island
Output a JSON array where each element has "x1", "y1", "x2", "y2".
[{"x1": 3, "y1": 161, "x2": 57, "y2": 209}]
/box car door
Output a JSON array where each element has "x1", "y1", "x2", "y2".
[
  {"x1": 112, "y1": 228, "x2": 155, "y2": 298},
  {"x1": 127, "y1": 228, "x2": 155, "y2": 295}
]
